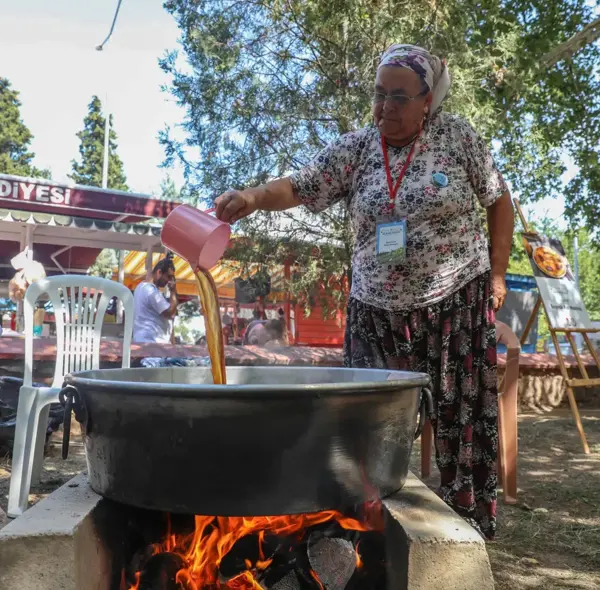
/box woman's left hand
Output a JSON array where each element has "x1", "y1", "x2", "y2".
[{"x1": 491, "y1": 274, "x2": 507, "y2": 312}]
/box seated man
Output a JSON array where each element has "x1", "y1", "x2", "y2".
[{"x1": 133, "y1": 256, "x2": 178, "y2": 343}]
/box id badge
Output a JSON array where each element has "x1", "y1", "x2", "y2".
[{"x1": 376, "y1": 216, "x2": 407, "y2": 264}]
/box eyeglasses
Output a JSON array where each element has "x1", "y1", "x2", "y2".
[{"x1": 372, "y1": 89, "x2": 428, "y2": 105}]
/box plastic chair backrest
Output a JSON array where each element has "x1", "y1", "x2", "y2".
[
  {"x1": 496, "y1": 320, "x2": 520, "y2": 395},
  {"x1": 496, "y1": 320, "x2": 521, "y2": 351},
  {"x1": 23, "y1": 275, "x2": 134, "y2": 388}
]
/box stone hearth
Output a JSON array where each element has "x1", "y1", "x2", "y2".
[{"x1": 0, "y1": 473, "x2": 494, "y2": 590}]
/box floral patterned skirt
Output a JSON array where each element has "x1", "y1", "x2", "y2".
[{"x1": 344, "y1": 272, "x2": 498, "y2": 539}]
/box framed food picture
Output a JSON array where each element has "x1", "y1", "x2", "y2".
[
  {"x1": 522, "y1": 232, "x2": 591, "y2": 329},
  {"x1": 532, "y1": 245, "x2": 567, "y2": 279}
]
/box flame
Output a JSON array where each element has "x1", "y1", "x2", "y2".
[
  {"x1": 127, "y1": 571, "x2": 140, "y2": 590},
  {"x1": 227, "y1": 571, "x2": 265, "y2": 589},
  {"x1": 310, "y1": 569, "x2": 325, "y2": 589},
  {"x1": 127, "y1": 505, "x2": 382, "y2": 589},
  {"x1": 355, "y1": 541, "x2": 363, "y2": 569}
]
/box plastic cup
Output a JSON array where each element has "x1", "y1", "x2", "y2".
[{"x1": 161, "y1": 204, "x2": 231, "y2": 270}]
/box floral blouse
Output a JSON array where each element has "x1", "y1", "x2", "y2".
[{"x1": 289, "y1": 112, "x2": 507, "y2": 312}]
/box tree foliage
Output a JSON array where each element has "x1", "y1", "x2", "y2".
[
  {"x1": 0, "y1": 77, "x2": 49, "y2": 178},
  {"x1": 73, "y1": 96, "x2": 129, "y2": 278},
  {"x1": 161, "y1": 0, "x2": 600, "y2": 307},
  {"x1": 70, "y1": 96, "x2": 128, "y2": 191},
  {"x1": 160, "y1": 174, "x2": 194, "y2": 203},
  {"x1": 88, "y1": 249, "x2": 118, "y2": 279}
]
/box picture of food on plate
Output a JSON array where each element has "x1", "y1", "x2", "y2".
[
  {"x1": 523, "y1": 234, "x2": 576, "y2": 282},
  {"x1": 532, "y1": 245, "x2": 567, "y2": 279}
]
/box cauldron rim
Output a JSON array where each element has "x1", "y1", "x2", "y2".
[{"x1": 63, "y1": 366, "x2": 430, "y2": 400}]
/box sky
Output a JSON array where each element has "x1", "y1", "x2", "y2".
[
  {"x1": 0, "y1": 0, "x2": 186, "y2": 196},
  {"x1": 0, "y1": 0, "x2": 570, "y2": 227}
]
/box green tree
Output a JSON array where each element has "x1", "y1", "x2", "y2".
[
  {"x1": 159, "y1": 174, "x2": 193, "y2": 203},
  {"x1": 161, "y1": 0, "x2": 600, "y2": 307},
  {"x1": 160, "y1": 175, "x2": 180, "y2": 201},
  {"x1": 0, "y1": 78, "x2": 49, "y2": 178},
  {"x1": 74, "y1": 96, "x2": 129, "y2": 278},
  {"x1": 88, "y1": 249, "x2": 118, "y2": 279},
  {"x1": 70, "y1": 96, "x2": 128, "y2": 190}
]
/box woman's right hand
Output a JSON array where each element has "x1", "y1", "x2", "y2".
[{"x1": 215, "y1": 190, "x2": 257, "y2": 224}]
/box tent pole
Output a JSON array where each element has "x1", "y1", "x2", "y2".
[
  {"x1": 16, "y1": 225, "x2": 34, "y2": 332},
  {"x1": 145, "y1": 247, "x2": 153, "y2": 281},
  {"x1": 117, "y1": 249, "x2": 125, "y2": 323}
]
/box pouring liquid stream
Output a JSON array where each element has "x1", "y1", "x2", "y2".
[{"x1": 193, "y1": 267, "x2": 226, "y2": 385}]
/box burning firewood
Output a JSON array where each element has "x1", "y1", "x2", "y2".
[
  {"x1": 307, "y1": 534, "x2": 356, "y2": 589},
  {"x1": 137, "y1": 552, "x2": 186, "y2": 590},
  {"x1": 123, "y1": 507, "x2": 387, "y2": 590},
  {"x1": 270, "y1": 571, "x2": 302, "y2": 590}
]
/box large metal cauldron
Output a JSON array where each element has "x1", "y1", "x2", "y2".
[{"x1": 61, "y1": 366, "x2": 431, "y2": 516}]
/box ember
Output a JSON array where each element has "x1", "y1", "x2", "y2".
[{"x1": 122, "y1": 504, "x2": 386, "y2": 590}]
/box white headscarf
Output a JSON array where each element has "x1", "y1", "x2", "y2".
[{"x1": 378, "y1": 44, "x2": 451, "y2": 115}]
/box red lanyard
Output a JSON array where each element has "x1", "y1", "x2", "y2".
[{"x1": 381, "y1": 132, "x2": 420, "y2": 206}]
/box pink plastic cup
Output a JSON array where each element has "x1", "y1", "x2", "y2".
[{"x1": 161, "y1": 204, "x2": 231, "y2": 270}]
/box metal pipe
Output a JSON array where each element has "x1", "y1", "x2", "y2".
[
  {"x1": 15, "y1": 225, "x2": 35, "y2": 332},
  {"x1": 50, "y1": 245, "x2": 71, "y2": 275}
]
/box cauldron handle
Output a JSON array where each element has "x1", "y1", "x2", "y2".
[
  {"x1": 59, "y1": 385, "x2": 87, "y2": 460},
  {"x1": 414, "y1": 386, "x2": 433, "y2": 440}
]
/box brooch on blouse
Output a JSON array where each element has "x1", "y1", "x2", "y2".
[{"x1": 432, "y1": 172, "x2": 449, "y2": 188}]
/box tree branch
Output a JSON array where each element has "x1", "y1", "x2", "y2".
[{"x1": 542, "y1": 17, "x2": 600, "y2": 68}]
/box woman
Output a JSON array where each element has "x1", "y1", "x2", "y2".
[{"x1": 216, "y1": 44, "x2": 514, "y2": 539}]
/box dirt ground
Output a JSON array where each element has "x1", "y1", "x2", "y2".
[
  {"x1": 412, "y1": 411, "x2": 600, "y2": 590},
  {"x1": 488, "y1": 412, "x2": 600, "y2": 590},
  {"x1": 1, "y1": 412, "x2": 599, "y2": 589},
  {"x1": 0, "y1": 424, "x2": 86, "y2": 515}
]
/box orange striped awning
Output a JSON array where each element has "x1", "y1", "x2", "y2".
[{"x1": 114, "y1": 251, "x2": 285, "y2": 301}]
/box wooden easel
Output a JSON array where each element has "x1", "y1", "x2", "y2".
[{"x1": 514, "y1": 199, "x2": 598, "y2": 454}]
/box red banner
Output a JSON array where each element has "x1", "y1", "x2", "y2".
[
  {"x1": 0, "y1": 175, "x2": 178, "y2": 220},
  {"x1": 0, "y1": 178, "x2": 73, "y2": 205}
]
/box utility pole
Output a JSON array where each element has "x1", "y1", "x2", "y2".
[
  {"x1": 95, "y1": 0, "x2": 126, "y2": 323},
  {"x1": 101, "y1": 93, "x2": 110, "y2": 190}
]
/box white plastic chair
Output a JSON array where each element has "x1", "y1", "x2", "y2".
[{"x1": 7, "y1": 275, "x2": 134, "y2": 517}]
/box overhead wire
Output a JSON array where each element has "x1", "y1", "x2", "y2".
[{"x1": 95, "y1": 0, "x2": 124, "y2": 51}]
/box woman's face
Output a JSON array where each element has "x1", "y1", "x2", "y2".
[{"x1": 373, "y1": 66, "x2": 431, "y2": 145}]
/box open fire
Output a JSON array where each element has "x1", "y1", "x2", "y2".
[{"x1": 122, "y1": 503, "x2": 386, "y2": 590}]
